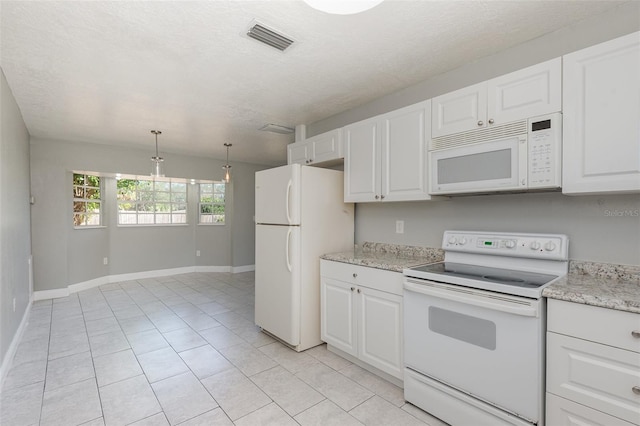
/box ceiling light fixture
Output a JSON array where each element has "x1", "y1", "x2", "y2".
[
  {"x1": 302, "y1": 0, "x2": 383, "y2": 15},
  {"x1": 222, "y1": 143, "x2": 232, "y2": 184},
  {"x1": 150, "y1": 130, "x2": 164, "y2": 178}
]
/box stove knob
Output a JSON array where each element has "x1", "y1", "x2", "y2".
[
  {"x1": 459, "y1": 237, "x2": 468, "y2": 245},
  {"x1": 544, "y1": 241, "x2": 557, "y2": 251},
  {"x1": 530, "y1": 241, "x2": 541, "y2": 250},
  {"x1": 505, "y1": 240, "x2": 516, "y2": 249},
  {"x1": 448, "y1": 236, "x2": 458, "y2": 245}
]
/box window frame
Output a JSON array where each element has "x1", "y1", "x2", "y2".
[
  {"x1": 73, "y1": 173, "x2": 103, "y2": 229},
  {"x1": 198, "y1": 182, "x2": 226, "y2": 225},
  {"x1": 116, "y1": 178, "x2": 188, "y2": 226}
]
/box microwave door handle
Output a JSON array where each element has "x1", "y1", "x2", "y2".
[{"x1": 404, "y1": 280, "x2": 538, "y2": 317}]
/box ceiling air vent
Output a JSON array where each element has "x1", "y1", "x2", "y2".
[{"x1": 247, "y1": 22, "x2": 294, "y2": 51}]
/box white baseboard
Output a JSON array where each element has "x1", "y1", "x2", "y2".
[
  {"x1": 231, "y1": 264, "x2": 256, "y2": 273},
  {"x1": 195, "y1": 266, "x2": 231, "y2": 273},
  {"x1": 0, "y1": 300, "x2": 32, "y2": 392},
  {"x1": 33, "y1": 288, "x2": 70, "y2": 301},
  {"x1": 32, "y1": 264, "x2": 255, "y2": 301}
]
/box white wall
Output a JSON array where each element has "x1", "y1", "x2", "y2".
[
  {"x1": 0, "y1": 69, "x2": 32, "y2": 368},
  {"x1": 308, "y1": 2, "x2": 640, "y2": 266},
  {"x1": 30, "y1": 138, "x2": 269, "y2": 292}
]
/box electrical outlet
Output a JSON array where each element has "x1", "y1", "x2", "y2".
[
  {"x1": 196, "y1": 250, "x2": 201, "y2": 257},
  {"x1": 103, "y1": 257, "x2": 108, "y2": 265},
  {"x1": 13, "y1": 298, "x2": 16, "y2": 312},
  {"x1": 396, "y1": 220, "x2": 405, "y2": 234}
]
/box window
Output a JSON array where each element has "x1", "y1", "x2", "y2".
[
  {"x1": 117, "y1": 178, "x2": 187, "y2": 225},
  {"x1": 199, "y1": 182, "x2": 226, "y2": 224},
  {"x1": 73, "y1": 173, "x2": 102, "y2": 227}
]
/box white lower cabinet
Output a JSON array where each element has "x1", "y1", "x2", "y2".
[
  {"x1": 320, "y1": 260, "x2": 403, "y2": 381},
  {"x1": 546, "y1": 299, "x2": 640, "y2": 426}
]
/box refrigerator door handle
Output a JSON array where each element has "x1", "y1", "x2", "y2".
[
  {"x1": 285, "y1": 228, "x2": 292, "y2": 272},
  {"x1": 286, "y1": 179, "x2": 293, "y2": 224}
]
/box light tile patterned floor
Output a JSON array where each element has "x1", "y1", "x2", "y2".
[{"x1": 0, "y1": 272, "x2": 448, "y2": 426}]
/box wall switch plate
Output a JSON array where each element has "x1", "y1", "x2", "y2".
[
  {"x1": 103, "y1": 257, "x2": 108, "y2": 265},
  {"x1": 196, "y1": 250, "x2": 201, "y2": 257},
  {"x1": 396, "y1": 220, "x2": 404, "y2": 234}
]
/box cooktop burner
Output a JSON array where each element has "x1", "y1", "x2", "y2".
[{"x1": 409, "y1": 262, "x2": 558, "y2": 289}]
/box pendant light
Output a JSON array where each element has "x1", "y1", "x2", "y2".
[
  {"x1": 150, "y1": 130, "x2": 165, "y2": 178},
  {"x1": 222, "y1": 143, "x2": 232, "y2": 183},
  {"x1": 303, "y1": 0, "x2": 383, "y2": 15}
]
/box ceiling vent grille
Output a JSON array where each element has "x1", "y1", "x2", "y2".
[{"x1": 247, "y1": 22, "x2": 294, "y2": 51}]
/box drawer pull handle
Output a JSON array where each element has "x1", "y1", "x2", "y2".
[
  {"x1": 632, "y1": 330, "x2": 640, "y2": 338},
  {"x1": 633, "y1": 386, "x2": 640, "y2": 395},
  {"x1": 353, "y1": 273, "x2": 357, "y2": 278},
  {"x1": 350, "y1": 287, "x2": 355, "y2": 292}
]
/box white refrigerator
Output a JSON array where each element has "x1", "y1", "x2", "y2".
[{"x1": 255, "y1": 164, "x2": 354, "y2": 352}]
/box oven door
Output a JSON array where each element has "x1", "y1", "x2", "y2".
[
  {"x1": 429, "y1": 135, "x2": 527, "y2": 195},
  {"x1": 403, "y1": 278, "x2": 544, "y2": 423}
]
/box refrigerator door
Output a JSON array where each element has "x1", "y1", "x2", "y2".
[
  {"x1": 255, "y1": 224, "x2": 301, "y2": 346},
  {"x1": 255, "y1": 164, "x2": 301, "y2": 225}
]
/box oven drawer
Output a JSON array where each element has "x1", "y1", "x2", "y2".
[
  {"x1": 547, "y1": 332, "x2": 640, "y2": 425},
  {"x1": 548, "y1": 299, "x2": 640, "y2": 353}
]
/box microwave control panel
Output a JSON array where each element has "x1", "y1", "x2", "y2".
[{"x1": 528, "y1": 112, "x2": 562, "y2": 189}]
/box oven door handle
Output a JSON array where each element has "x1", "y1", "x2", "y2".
[{"x1": 404, "y1": 280, "x2": 539, "y2": 317}]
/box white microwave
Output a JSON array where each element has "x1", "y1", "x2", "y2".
[{"x1": 429, "y1": 113, "x2": 562, "y2": 195}]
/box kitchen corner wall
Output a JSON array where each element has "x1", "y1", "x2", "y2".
[
  {"x1": 29, "y1": 138, "x2": 270, "y2": 292},
  {"x1": 1, "y1": 69, "x2": 32, "y2": 369},
  {"x1": 308, "y1": 2, "x2": 640, "y2": 267}
]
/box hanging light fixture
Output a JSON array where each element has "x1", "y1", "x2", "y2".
[
  {"x1": 302, "y1": 0, "x2": 383, "y2": 15},
  {"x1": 150, "y1": 130, "x2": 165, "y2": 178},
  {"x1": 222, "y1": 143, "x2": 232, "y2": 183}
]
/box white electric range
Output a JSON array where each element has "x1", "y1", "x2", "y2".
[{"x1": 403, "y1": 230, "x2": 569, "y2": 426}]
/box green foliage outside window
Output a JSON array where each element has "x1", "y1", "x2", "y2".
[
  {"x1": 73, "y1": 173, "x2": 101, "y2": 227},
  {"x1": 117, "y1": 178, "x2": 187, "y2": 225},
  {"x1": 199, "y1": 183, "x2": 225, "y2": 224}
]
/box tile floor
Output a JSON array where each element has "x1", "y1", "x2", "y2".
[{"x1": 0, "y1": 272, "x2": 447, "y2": 426}]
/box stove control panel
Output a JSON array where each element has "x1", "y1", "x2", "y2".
[{"x1": 443, "y1": 231, "x2": 569, "y2": 260}]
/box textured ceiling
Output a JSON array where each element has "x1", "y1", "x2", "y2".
[{"x1": 0, "y1": 0, "x2": 624, "y2": 166}]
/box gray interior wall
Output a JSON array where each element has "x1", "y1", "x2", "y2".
[
  {"x1": 30, "y1": 138, "x2": 270, "y2": 292},
  {"x1": 308, "y1": 2, "x2": 640, "y2": 266},
  {"x1": 0, "y1": 69, "x2": 32, "y2": 366}
]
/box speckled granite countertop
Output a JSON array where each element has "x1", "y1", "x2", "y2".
[
  {"x1": 321, "y1": 242, "x2": 444, "y2": 273},
  {"x1": 543, "y1": 261, "x2": 640, "y2": 314}
]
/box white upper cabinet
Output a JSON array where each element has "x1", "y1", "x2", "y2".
[
  {"x1": 344, "y1": 100, "x2": 432, "y2": 202},
  {"x1": 287, "y1": 129, "x2": 342, "y2": 166},
  {"x1": 432, "y1": 58, "x2": 561, "y2": 138},
  {"x1": 562, "y1": 31, "x2": 640, "y2": 195}
]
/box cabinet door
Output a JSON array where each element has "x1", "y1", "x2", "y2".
[
  {"x1": 380, "y1": 101, "x2": 431, "y2": 201},
  {"x1": 311, "y1": 129, "x2": 342, "y2": 164},
  {"x1": 288, "y1": 142, "x2": 309, "y2": 165},
  {"x1": 344, "y1": 118, "x2": 380, "y2": 202},
  {"x1": 358, "y1": 286, "x2": 403, "y2": 379},
  {"x1": 563, "y1": 31, "x2": 640, "y2": 195},
  {"x1": 546, "y1": 393, "x2": 635, "y2": 426},
  {"x1": 432, "y1": 82, "x2": 487, "y2": 138},
  {"x1": 321, "y1": 277, "x2": 357, "y2": 357},
  {"x1": 487, "y1": 57, "x2": 561, "y2": 125}
]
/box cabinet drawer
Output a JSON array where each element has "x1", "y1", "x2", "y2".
[
  {"x1": 548, "y1": 299, "x2": 640, "y2": 353},
  {"x1": 546, "y1": 393, "x2": 635, "y2": 426},
  {"x1": 547, "y1": 332, "x2": 640, "y2": 424},
  {"x1": 320, "y1": 260, "x2": 403, "y2": 295}
]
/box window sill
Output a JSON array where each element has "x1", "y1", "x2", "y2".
[
  {"x1": 74, "y1": 225, "x2": 107, "y2": 230},
  {"x1": 197, "y1": 223, "x2": 226, "y2": 226},
  {"x1": 116, "y1": 224, "x2": 189, "y2": 228}
]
